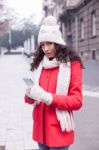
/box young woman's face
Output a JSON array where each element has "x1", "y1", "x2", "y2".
[{"x1": 40, "y1": 42, "x2": 56, "y2": 58}]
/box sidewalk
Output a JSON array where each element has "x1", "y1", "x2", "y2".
[
  {"x1": 0, "y1": 55, "x2": 38, "y2": 150},
  {"x1": 82, "y1": 60, "x2": 99, "y2": 98}
]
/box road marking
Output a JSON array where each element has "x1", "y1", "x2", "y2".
[{"x1": 83, "y1": 90, "x2": 99, "y2": 98}]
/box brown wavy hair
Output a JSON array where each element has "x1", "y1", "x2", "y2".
[{"x1": 30, "y1": 44, "x2": 84, "y2": 71}]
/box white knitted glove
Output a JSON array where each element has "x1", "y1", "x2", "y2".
[
  {"x1": 26, "y1": 88, "x2": 31, "y2": 97},
  {"x1": 27, "y1": 84, "x2": 53, "y2": 105}
]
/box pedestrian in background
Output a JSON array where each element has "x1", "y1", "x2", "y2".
[{"x1": 24, "y1": 15, "x2": 83, "y2": 150}]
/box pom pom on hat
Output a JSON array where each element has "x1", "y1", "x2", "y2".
[
  {"x1": 38, "y1": 15, "x2": 66, "y2": 46},
  {"x1": 43, "y1": 15, "x2": 57, "y2": 26}
]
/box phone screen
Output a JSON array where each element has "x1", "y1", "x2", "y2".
[{"x1": 23, "y1": 78, "x2": 34, "y2": 86}]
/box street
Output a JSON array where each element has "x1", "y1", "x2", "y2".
[{"x1": 0, "y1": 54, "x2": 99, "y2": 150}]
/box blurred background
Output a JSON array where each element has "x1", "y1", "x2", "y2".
[
  {"x1": 0, "y1": 0, "x2": 99, "y2": 150},
  {"x1": 0, "y1": 0, "x2": 99, "y2": 60}
]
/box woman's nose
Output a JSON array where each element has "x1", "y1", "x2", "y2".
[{"x1": 44, "y1": 45, "x2": 49, "y2": 51}]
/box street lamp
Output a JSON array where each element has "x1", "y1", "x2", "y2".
[{"x1": 8, "y1": 29, "x2": 12, "y2": 52}]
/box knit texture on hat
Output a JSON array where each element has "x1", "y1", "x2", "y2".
[{"x1": 38, "y1": 16, "x2": 66, "y2": 46}]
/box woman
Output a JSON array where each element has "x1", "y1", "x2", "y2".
[{"x1": 24, "y1": 16, "x2": 83, "y2": 150}]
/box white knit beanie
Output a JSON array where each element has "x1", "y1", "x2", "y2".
[{"x1": 38, "y1": 16, "x2": 66, "y2": 46}]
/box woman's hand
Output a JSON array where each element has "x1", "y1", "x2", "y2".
[{"x1": 26, "y1": 84, "x2": 53, "y2": 105}]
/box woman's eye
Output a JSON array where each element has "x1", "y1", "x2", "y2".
[
  {"x1": 40, "y1": 42, "x2": 53, "y2": 47},
  {"x1": 47, "y1": 42, "x2": 52, "y2": 45},
  {"x1": 40, "y1": 44, "x2": 44, "y2": 47}
]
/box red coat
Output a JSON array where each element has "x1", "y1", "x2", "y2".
[{"x1": 24, "y1": 61, "x2": 82, "y2": 147}]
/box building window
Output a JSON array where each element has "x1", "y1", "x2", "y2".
[
  {"x1": 92, "y1": 50, "x2": 96, "y2": 60},
  {"x1": 68, "y1": 20, "x2": 71, "y2": 32},
  {"x1": 80, "y1": 18, "x2": 84, "y2": 40},
  {"x1": 91, "y1": 11, "x2": 96, "y2": 37}
]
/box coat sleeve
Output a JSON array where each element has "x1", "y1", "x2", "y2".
[
  {"x1": 51, "y1": 61, "x2": 83, "y2": 111},
  {"x1": 24, "y1": 95, "x2": 35, "y2": 104}
]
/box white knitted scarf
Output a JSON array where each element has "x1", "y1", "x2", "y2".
[{"x1": 32, "y1": 56, "x2": 74, "y2": 132}]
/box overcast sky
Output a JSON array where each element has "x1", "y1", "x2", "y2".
[{"x1": 6, "y1": 0, "x2": 43, "y2": 24}]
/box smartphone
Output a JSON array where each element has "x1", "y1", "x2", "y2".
[{"x1": 23, "y1": 78, "x2": 34, "y2": 87}]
